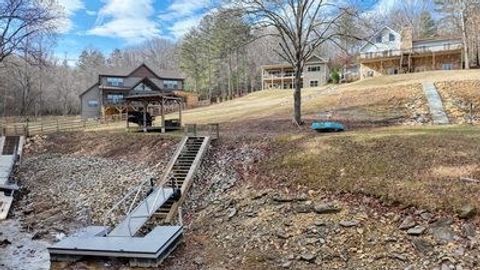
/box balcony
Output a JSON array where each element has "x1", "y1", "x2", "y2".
[
  {"x1": 262, "y1": 72, "x2": 302, "y2": 79},
  {"x1": 103, "y1": 98, "x2": 125, "y2": 105},
  {"x1": 359, "y1": 50, "x2": 402, "y2": 60}
]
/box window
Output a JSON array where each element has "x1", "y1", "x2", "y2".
[
  {"x1": 442, "y1": 63, "x2": 454, "y2": 70},
  {"x1": 106, "y1": 93, "x2": 124, "y2": 104},
  {"x1": 134, "y1": 83, "x2": 152, "y2": 92},
  {"x1": 87, "y1": 100, "x2": 99, "y2": 107},
  {"x1": 309, "y1": 80, "x2": 319, "y2": 87},
  {"x1": 389, "y1": 33, "x2": 395, "y2": 42},
  {"x1": 307, "y1": 66, "x2": 322, "y2": 72},
  {"x1": 376, "y1": 35, "x2": 382, "y2": 43},
  {"x1": 163, "y1": 80, "x2": 179, "y2": 89},
  {"x1": 106, "y1": 77, "x2": 124, "y2": 87}
]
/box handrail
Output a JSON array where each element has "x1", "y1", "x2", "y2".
[
  {"x1": 158, "y1": 137, "x2": 188, "y2": 186},
  {"x1": 102, "y1": 177, "x2": 151, "y2": 229}
]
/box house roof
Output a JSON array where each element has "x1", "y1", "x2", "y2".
[
  {"x1": 261, "y1": 54, "x2": 328, "y2": 69},
  {"x1": 98, "y1": 63, "x2": 185, "y2": 80},
  {"x1": 79, "y1": 82, "x2": 99, "y2": 97},
  {"x1": 360, "y1": 26, "x2": 399, "y2": 51}
]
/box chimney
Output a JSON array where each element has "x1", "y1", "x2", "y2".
[{"x1": 400, "y1": 27, "x2": 413, "y2": 51}]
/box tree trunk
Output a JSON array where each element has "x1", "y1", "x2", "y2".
[
  {"x1": 293, "y1": 66, "x2": 302, "y2": 124},
  {"x1": 461, "y1": 12, "x2": 470, "y2": 69}
]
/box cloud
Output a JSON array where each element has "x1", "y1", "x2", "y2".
[
  {"x1": 55, "y1": 0, "x2": 85, "y2": 33},
  {"x1": 168, "y1": 15, "x2": 205, "y2": 39},
  {"x1": 85, "y1": 10, "x2": 97, "y2": 16},
  {"x1": 87, "y1": 0, "x2": 161, "y2": 42},
  {"x1": 159, "y1": 0, "x2": 212, "y2": 39}
]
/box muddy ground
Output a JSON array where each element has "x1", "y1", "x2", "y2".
[{"x1": 1, "y1": 124, "x2": 479, "y2": 270}]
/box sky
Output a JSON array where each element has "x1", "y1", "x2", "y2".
[
  {"x1": 55, "y1": 0, "x2": 395, "y2": 63},
  {"x1": 55, "y1": 0, "x2": 213, "y2": 62}
]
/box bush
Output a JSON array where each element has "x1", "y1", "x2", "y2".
[{"x1": 330, "y1": 69, "x2": 340, "y2": 84}]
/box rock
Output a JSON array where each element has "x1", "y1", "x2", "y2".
[
  {"x1": 193, "y1": 256, "x2": 204, "y2": 265},
  {"x1": 0, "y1": 238, "x2": 12, "y2": 247},
  {"x1": 459, "y1": 205, "x2": 476, "y2": 219},
  {"x1": 300, "y1": 253, "x2": 316, "y2": 262},
  {"x1": 275, "y1": 230, "x2": 290, "y2": 239},
  {"x1": 313, "y1": 204, "x2": 342, "y2": 214},
  {"x1": 407, "y1": 226, "x2": 426, "y2": 236},
  {"x1": 462, "y1": 223, "x2": 476, "y2": 238},
  {"x1": 227, "y1": 207, "x2": 237, "y2": 219},
  {"x1": 314, "y1": 220, "x2": 327, "y2": 226},
  {"x1": 339, "y1": 220, "x2": 360, "y2": 227},
  {"x1": 293, "y1": 203, "x2": 313, "y2": 213},
  {"x1": 420, "y1": 212, "x2": 433, "y2": 221},
  {"x1": 431, "y1": 225, "x2": 454, "y2": 244},
  {"x1": 399, "y1": 216, "x2": 416, "y2": 230},
  {"x1": 412, "y1": 238, "x2": 433, "y2": 254},
  {"x1": 281, "y1": 261, "x2": 293, "y2": 268},
  {"x1": 272, "y1": 195, "x2": 295, "y2": 203},
  {"x1": 453, "y1": 247, "x2": 465, "y2": 256}
]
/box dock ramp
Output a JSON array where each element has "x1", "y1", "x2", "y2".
[
  {"x1": 0, "y1": 136, "x2": 25, "y2": 220},
  {"x1": 49, "y1": 136, "x2": 211, "y2": 267}
]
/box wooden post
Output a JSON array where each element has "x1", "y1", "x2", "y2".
[
  {"x1": 432, "y1": 52, "x2": 436, "y2": 70},
  {"x1": 25, "y1": 119, "x2": 29, "y2": 137},
  {"x1": 56, "y1": 119, "x2": 59, "y2": 132},
  {"x1": 161, "y1": 97, "x2": 165, "y2": 133},
  {"x1": 126, "y1": 101, "x2": 130, "y2": 131},
  {"x1": 143, "y1": 101, "x2": 147, "y2": 133},
  {"x1": 178, "y1": 100, "x2": 182, "y2": 127}
]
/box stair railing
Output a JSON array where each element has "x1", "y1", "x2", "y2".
[{"x1": 102, "y1": 177, "x2": 151, "y2": 231}]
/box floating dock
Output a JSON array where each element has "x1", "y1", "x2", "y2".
[{"x1": 49, "y1": 136, "x2": 210, "y2": 267}]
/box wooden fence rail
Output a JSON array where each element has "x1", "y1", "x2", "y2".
[{"x1": 0, "y1": 115, "x2": 126, "y2": 136}]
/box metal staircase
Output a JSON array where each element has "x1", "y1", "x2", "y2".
[{"x1": 49, "y1": 135, "x2": 211, "y2": 267}]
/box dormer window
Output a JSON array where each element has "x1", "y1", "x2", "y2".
[
  {"x1": 376, "y1": 35, "x2": 382, "y2": 43},
  {"x1": 389, "y1": 33, "x2": 395, "y2": 41},
  {"x1": 106, "y1": 77, "x2": 124, "y2": 87}
]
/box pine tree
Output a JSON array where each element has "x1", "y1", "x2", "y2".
[{"x1": 418, "y1": 11, "x2": 437, "y2": 38}]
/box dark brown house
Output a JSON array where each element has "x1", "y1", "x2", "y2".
[{"x1": 80, "y1": 64, "x2": 185, "y2": 119}]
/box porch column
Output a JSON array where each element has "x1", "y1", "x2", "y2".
[
  {"x1": 178, "y1": 99, "x2": 182, "y2": 127},
  {"x1": 143, "y1": 101, "x2": 147, "y2": 133},
  {"x1": 161, "y1": 97, "x2": 166, "y2": 133},
  {"x1": 432, "y1": 52, "x2": 436, "y2": 70},
  {"x1": 281, "y1": 67, "x2": 284, "y2": 89},
  {"x1": 126, "y1": 100, "x2": 129, "y2": 130}
]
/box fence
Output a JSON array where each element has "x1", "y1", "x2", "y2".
[
  {"x1": 0, "y1": 114, "x2": 127, "y2": 136},
  {"x1": 184, "y1": 123, "x2": 220, "y2": 140}
]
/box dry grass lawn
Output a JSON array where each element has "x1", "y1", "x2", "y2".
[
  {"x1": 436, "y1": 80, "x2": 480, "y2": 124},
  {"x1": 264, "y1": 125, "x2": 480, "y2": 214}
]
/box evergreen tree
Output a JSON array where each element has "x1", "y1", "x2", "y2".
[{"x1": 418, "y1": 11, "x2": 437, "y2": 38}]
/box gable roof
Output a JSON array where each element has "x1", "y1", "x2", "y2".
[
  {"x1": 79, "y1": 82, "x2": 99, "y2": 97},
  {"x1": 306, "y1": 54, "x2": 328, "y2": 63},
  {"x1": 130, "y1": 77, "x2": 163, "y2": 91},
  {"x1": 98, "y1": 63, "x2": 185, "y2": 80},
  {"x1": 360, "y1": 26, "x2": 400, "y2": 51}
]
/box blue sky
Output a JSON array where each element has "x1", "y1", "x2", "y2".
[
  {"x1": 55, "y1": 0, "x2": 392, "y2": 63},
  {"x1": 55, "y1": 0, "x2": 213, "y2": 62}
]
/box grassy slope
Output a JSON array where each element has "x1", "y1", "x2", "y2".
[
  {"x1": 265, "y1": 125, "x2": 480, "y2": 213},
  {"x1": 164, "y1": 70, "x2": 480, "y2": 214},
  {"x1": 174, "y1": 70, "x2": 480, "y2": 125}
]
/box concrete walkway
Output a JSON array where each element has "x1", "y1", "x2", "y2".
[{"x1": 422, "y1": 82, "x2": 449, "y2": 125}]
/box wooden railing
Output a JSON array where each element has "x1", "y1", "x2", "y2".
[
  {"x1": 0, "y1": 115, "x2": 127, "y2": 136},
  {"x1": 184, "y1": 123, "x2": 220, "y2": 140}
]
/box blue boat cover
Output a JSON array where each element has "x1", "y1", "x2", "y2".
[{"x1": 311, "y1": 121, "x2": 345, "y2": 132}]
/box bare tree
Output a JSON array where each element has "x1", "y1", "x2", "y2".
[
  {"x1": 435, "y1": 0, "x2": 480, "y2": 69},
  {"x1": 0, "y1": 0, "x2": 60, "y2": 64},
  {"x1": 234, "y1": 0, "x2": 361, "y2": 124}
]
